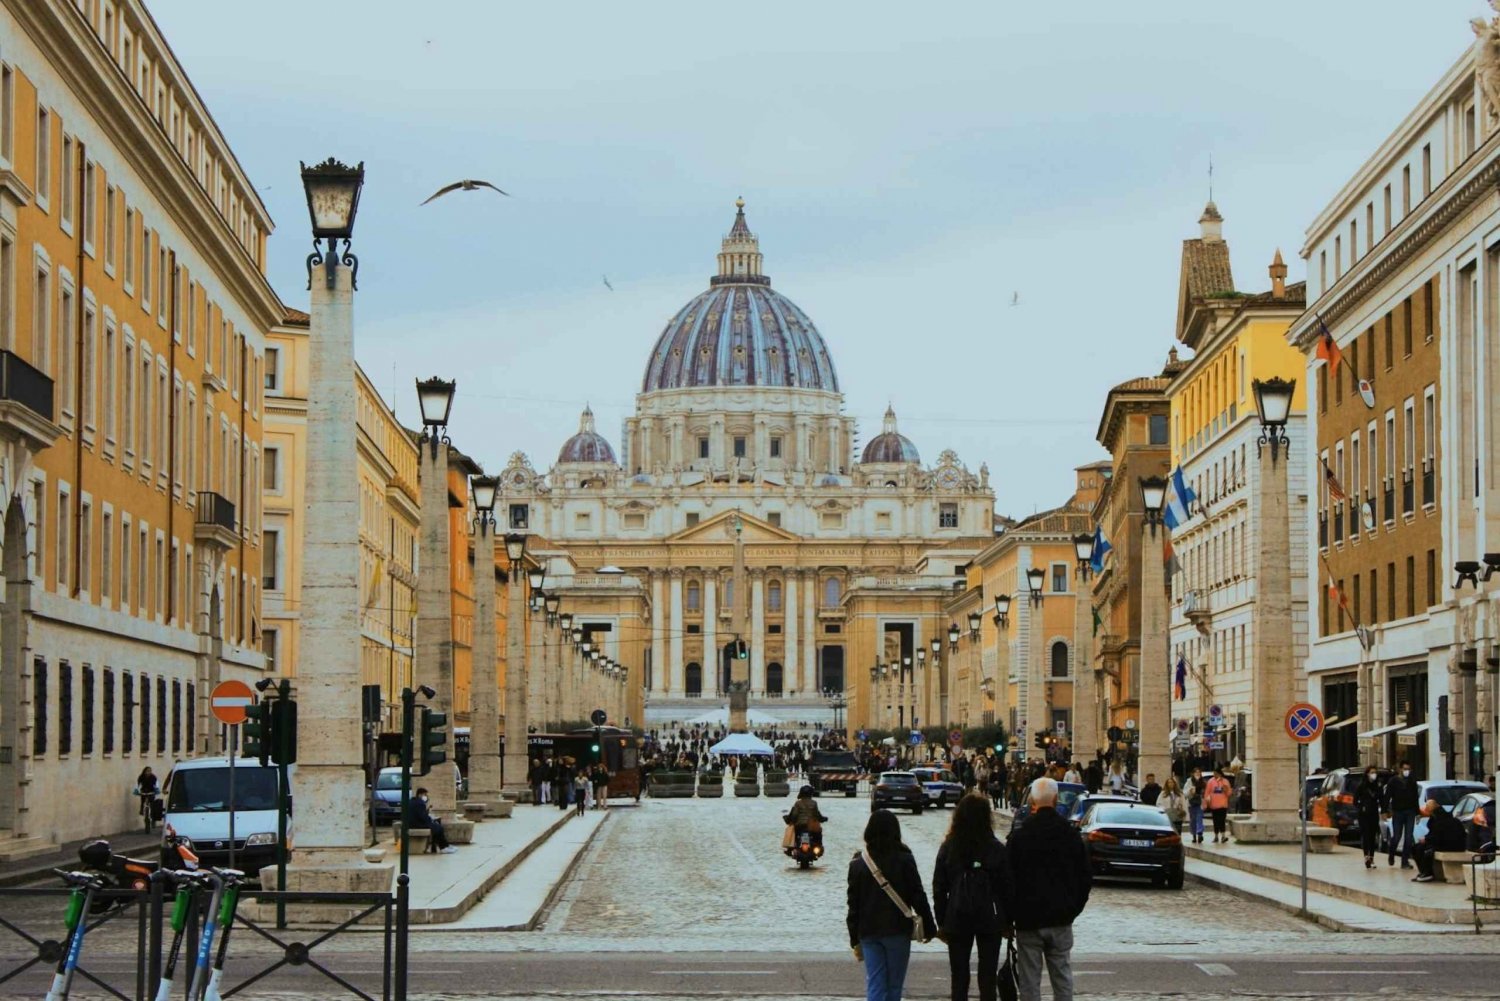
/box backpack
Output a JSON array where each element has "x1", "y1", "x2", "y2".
[{"x1": 947, "y1": 859, "x2": 999, "y2": 932}]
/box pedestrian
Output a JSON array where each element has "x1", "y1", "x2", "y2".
[
  {"x1": 1107, "y1": 763, "x2": 1125, "y2": 794},
  {"x1": 1157, "y1": 777, "x2": 1187, "y2": 834},
  {"x1": 1083, "y1": 760, "x2": 1103, "y2": 795},
  {"x1": 1412, "y1": 799, "x2": 1465, "y2": 882},
  {"x1": 1139, "y1": 773, "x2": 1161, "y2": 806},
  {"x1": 1184, "y1": 767, "x2": 1206, "y2": 844},
  {"x1": 135, "y1": 766, "x2": 160, "y2": 833},
  {"x1": 933, "y1": 795, "x2": 1015, "y2": 1001},
  {"x1": 1204, "y1": 768, "x2": 1233, "y2": 844},
  {"x1": 593, "y1": 763, "x2": 610, "y2": 810},
  {"x1": 573, "y1": 768, "x2": 589, "y2": 817},
  {"x1": 1355, "y1": 766, "x2": 1383, "y2": 869},
  {"x1": 406, "y1": 787, "x2": 456, "y2": 854},
  {"x1": 556, "y1": 757, "x2": 575, "y2": 811},
  {"x1": 847, "y1": 809, "x2": 936, "y2": 1001},
  {"x1": 1382, "y1": 761, "x2": 1420, "y2": 869},
  {"x1": 1062, "y1": 762, "x2": 1081, "y2": 786},
  {"x1": 528, "y1": 758, "x2": 545, "y2": 806},
  {"x1": 1006, "y1": 778, "x2": 1091, "y2": 1001}
]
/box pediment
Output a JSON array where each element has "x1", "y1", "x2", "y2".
[{"x1": 665, "y1": 509, "x2": 800, "y2": 543}]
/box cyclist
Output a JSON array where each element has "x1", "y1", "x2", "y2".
[{"x1": 135, "y1": 767, "x2": 160, "y2": 834}]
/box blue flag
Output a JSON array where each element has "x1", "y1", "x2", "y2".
[
  {"x1": 1089, "y1": 526, "x2": 1112, "y2": 574},
  {"x1": 1164, "y1": 465, "x2": 1196, "y2": 531},
  {"x1": 1174, "y1": 654, "x2": 1188, "y2": 701}
]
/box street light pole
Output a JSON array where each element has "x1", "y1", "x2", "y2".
[
  {"x1": 415, "y1": 377, "x2": 458, "y2": 816},
  {"x1": 1024, "y1": 566, "x2": 1046, "y2": 760},
  {"x1": 1138, "y1": 475, "x2": 1171, "y2": 787},
  {"x1": 501, "y1": 534, "x2": 530, "y2": 797},
  {"x1": 992, "y1": 594, "x2": 1011, "y2": 734},
  {"x1": 1072, "y1": 533, "x2": 1099, "y2": 766},
  {"x1": 467, "y1": 475, "x2": 502, "y2": 812}
]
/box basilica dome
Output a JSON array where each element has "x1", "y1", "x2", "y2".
[
  {"x1": 861, "y1": 406, "x2": 920, "y2": 464},
  {"x1": 641, "y1": 200, "x2": 839, "y2": 394},
  {"x1": 557, "y1": 406, "x2": 617, "y2": 465}
]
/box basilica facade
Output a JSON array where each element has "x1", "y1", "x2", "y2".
[{"x1": 499, "y1": 203, "x2": 994, "y2": 730}]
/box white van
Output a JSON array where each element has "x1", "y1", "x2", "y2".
[{"x1": 160, "y1": 756, "x2": 291, "y2": 877}]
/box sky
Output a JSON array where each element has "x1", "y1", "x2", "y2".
[{"x1": 150, "y1": 0, "x2": 1480, "y2": 516}]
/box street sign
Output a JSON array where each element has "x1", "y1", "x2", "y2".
[
  {"x1": 1209, "y1": 703, "x2": 1223, "y2": 718},
  {"x1": 1284, "y1": 702, "x2": 1324, "y2": 744},
  {"x1": 948, "y1": 729, "x2": 963, "y2": 746},
  {"x1": 1176, "y1": 719, "x2": 1189, "y2": 733},
  {"x1": 1054, "y1": 720, "x2": 1067, "y2": 734},
  {"x1": 1209, "y1": 740, "x2": 1225, "y2": 750},
  {"x1": 1124, "y1": 719, "x2": 1136, "y2": 730},
  {"x1": 1106, "y1": 726, "x2": 1123, "y2": 742},
  {"x1": 211, "y1": 680, "x2": 256, "y2": 726},
  {"x1": 857, "y1": 729, "x2": 869, "y2": 741},
  {"x1": 909, "y1": 731, "x2": 924, "y2": 746},
  {"x1": 590, "y1": 708, "x2": 608, "y2": 727}
]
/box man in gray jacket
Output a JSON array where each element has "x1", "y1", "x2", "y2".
[{"x1": 1007, "y1": 777, "x2": 1092, "y2": 1001}]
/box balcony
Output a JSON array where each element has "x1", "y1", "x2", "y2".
[
  {"x1": 194, "y1": 491, "x2": 238, "y2": 550},
  {"x1": 1183, "y1": 588, "x2": 1212, "y2": 635},
  {"x1": 0, "y1": 349, "x2": 61, "y2": 453}
]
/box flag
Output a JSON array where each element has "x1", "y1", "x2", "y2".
[
  {"x1": 1321, "y1": 458, "x2": 1348, "y2": 502},
  {"x1": 1315, "y1": 313, "x2": 1346, "y2": 376},
  {"x1": 1327, "y1": 577, "x2": 1351, "y2": 613},
  {"x1": 1089, "y1": 526, "x2": 1112, "y2": 574},
  {"x1": 1164, "y1": 465, "x2": 1196, "y2": 530},
  {"x1": 1092, "y1": 605, "x2": 1102, "y2": 637},
  {"x1": 1163, "y1": 533, "x2": 1181, "y2": 578},
  {"x1": 1174, "y1": 654, "x2": 1188, "y2": 701},
  {"x1": 364, "y1": 555, "x2": 384, "y2": 611}
]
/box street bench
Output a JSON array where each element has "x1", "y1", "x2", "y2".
[
  {"x1": 462, "y1": 803, "x2": 488, "y2": 822},
  {"x1": 1304, "y1": 828, "x2": 1339, "y2": 854},
  {"x1": 1436, "y1": 850, "x2": 1472, "y2": 884},
  {"x1": 399, "y1": 826, "x2": 433, "y2": 854}
]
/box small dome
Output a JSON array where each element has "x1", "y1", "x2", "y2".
[
  {"x1": 558, "y1": 406, "x2": 617, "y2": 465},
  {"x1": 861, "y1": 406, "x2": 920, "y2": 465}
]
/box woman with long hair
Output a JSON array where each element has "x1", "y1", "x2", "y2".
[
  {"x1": 933, "y1": 794, "x2": 1015, "y2": 1001},
  {"x1": 847, "y1": 809, "x2": 936, "y2": 1001}
]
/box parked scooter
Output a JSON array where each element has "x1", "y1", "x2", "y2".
[{"x1": 77, "y1": 831, "x2": 197, "y2": 909}]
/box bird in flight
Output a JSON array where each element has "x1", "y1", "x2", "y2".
[
  {"x1": 602, "y1": 275, "x2": 614, "y2": 291},
  {"x1": 1010, "y1": 291, "x2": 1020, "y2": 307},
  {"x1": 420, "y1": 179, "x2": 510, "y2": 205}
]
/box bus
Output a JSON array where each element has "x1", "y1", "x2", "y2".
[{"x1": 526, "y1": 727, "x2": 642, "y2": 800}]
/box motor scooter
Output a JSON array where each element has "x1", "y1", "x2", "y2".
[
  {"x1": 77, "y1": 830, "x2": 197, "y2": 909},
  {"x1": 782, "y1": 814, "x2": 825, "y2": 869}
]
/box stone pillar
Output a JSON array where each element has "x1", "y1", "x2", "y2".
[
  {"x1": 1232, "y1": 446, "x2": 1309, "y2": 842},
  {"x1": 703, "y1": 575, "x2": 717, "y2": 692},
  {"x1": 194, "y1": 551, "x2": 224, "y2": 755},
  {"x1": 750, "y1": 570, "x2": 766, "y2": 693},
  {"x1": 417, "y1": 442, "x2": 456, "y2": 814},
  {"x1": 1027, "y1": 594, "x2": 1046, "y2": 756},
  {"x1": 803, "y1": 574, "x2": 817, "y2": 690},
  {"x1": 501, "y1": 558, "x2": 529, "y2": 795},
  {"x1": 0, "y1": 490, "x2": 37, "y2": 835},
  {"x1": 292, "y1": 255, "x2": 378, "y2": 870},
  {"x1": 468, "y1": 524, "x2": 502, "y2": 808},
  {"x1": 668, "y1": 570, "x2": 684, "y2": 695},
  {"x1": 993, "y1": 619, "x2": 1010, "y2": 734},
  {"x1": 1072, "y1": 573, "x2": 1099, "y2": 763},
  {"x1": 784, "y1": 573, "x2": 799, "y2": 694},
  {"x1": 1138, "y1": 523, "x2": 1171, "y2": 787},
  {"x1": 650, "y1": 573, "x2": 665, "y2": 692}
]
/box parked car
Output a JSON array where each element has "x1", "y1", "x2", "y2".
[
  {"x1": 1380, "y1": 780, "x2": 1489, "y2": 852},
  {"x1": 1079, "y1": 802, "x2": 1184, "y2": 889},
  {"x1": 1013, "y1": 782, "x2": 1087, "y2": 828},
  {"x1": 910, "y1": 767, "x2": 964, "y2": 808},
  {"x1": 1308, "y1": 767, "x2": 1390, "y2": 842},
  {"x1": 1068, "y1": 793, "x2": 1137, "y2": 826},
  {"x1": 371, "y1": 764, "x2": 464, "y2": 825},
  {"x1": 871, "y1": 771, "x2": 925, "y2": 814},
  {"x1": 1452, "y1": 792, "x2": 1495, "y2": 856}
]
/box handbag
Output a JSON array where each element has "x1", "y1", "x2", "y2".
[
  {"x1": 861, "y1": 850, "x2": 923, "y2": 942},
  {"x1": 998, "y1": 935, "x2": 1019, "y2": 1001},
  {"x1": 782, "y1": 824, "x2": 796, "y2": 850}
]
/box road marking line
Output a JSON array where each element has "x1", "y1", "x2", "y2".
[
  {"x1": 1195, "y1": 962, "x2": 1236, "y2": 976},
  {"x1": 651, "y1": 970, "x2": 774, "y2": 975},
  {"x1": 1295, "y1": 970, "x2": 1429, "y2": 975}
]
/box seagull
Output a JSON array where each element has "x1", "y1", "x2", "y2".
[
  {"x1": 1010, "y1": 291, "x2": 1020, "y2": 307},
  {"x1": 420, "y1": 179, "x2": 510, "y2": 205},
  {"x1": 602, "y1": 275, "x2": 614, "y2": 291}
]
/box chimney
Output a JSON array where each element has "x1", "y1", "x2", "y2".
[
  {"x1": 1269, "y1": 248, "x2": 1287, "y2": 299},
  {"x1": 1199, "y1": 201, "x2": 1224, "y2": 242}
]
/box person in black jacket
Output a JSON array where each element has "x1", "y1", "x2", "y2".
[
  {"x1": 1007, "y1": 778, "x2": 1090, "y2": 1001},
  {"x1": 933, "y1": 794, "x2": 1015, "y2": 1001},
  {"x1": 847, "y1": 809, "x2": 936, "y2": 1001},
  {"x1": 1354, "y1": 767, "x2": 1383, "y2": 869},
  {"x1": 405, "y1": 788, "x2": 455, "y2": 853},
  {"x1": 1412, "y1": 799, "x2": 1466, "y2": 882},
  {"x1": 1382, "y1": 763, "x2": 1420, "y2": 867}
]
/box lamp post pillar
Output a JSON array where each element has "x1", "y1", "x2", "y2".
[
  {"x1": 416, "y1": 440, "x2": 456, "y2": 814},
  {"x1": 993, "y1": 618, "x2": 1010, "y2": 733},
  {"x1": 502, "y1": 555, "x2": 530, "y2": 795},
  {"x1": 468, "y1": 522, "x2": 502, "y2": 811},
  {"x1": 1138, "y1": 522, "x2": 1171, "y2": 787},
  {"x1": 1073, "y1": 569, "x2": 1098, "y2": 765}
]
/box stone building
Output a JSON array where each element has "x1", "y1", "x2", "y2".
[
  {"x1": 1164, "y1": 206, "x2": 1312, "y2": 772},
  {"x1": 498, "y1": 202, "x2": 995, "y2": 732},
  {"x1": 1290, "y1": 17, "x2": 1500, "y2": 781},
  {"x1": 0, "y1": 0, "x2": 274, "y2": 851}
]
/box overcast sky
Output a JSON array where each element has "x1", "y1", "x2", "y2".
[{"x1": 152, "y1": 1, "x2": 1477, "y2": 516}]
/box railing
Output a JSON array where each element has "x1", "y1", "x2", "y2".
[
  {"x1": 196, "y1": 490, "x2": 236, "y2": 531},
  {"x1": 0, "y1": 348, "x2": 55, "y2": 421}
]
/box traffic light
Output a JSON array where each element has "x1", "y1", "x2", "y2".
[
  {"x1": 243, "y1": 700, "x2": 273, "y2": 766},
  {"x1": 271, "y1": 699, "x2": 298, "y2": 766},
  {"x1": 1034, "y1": 730, "x2": 1047, "y2": 750},
  {"x1": 735, "y1": 639, "x2": 749, "y2": 660},
  {"x1": 418, "y1": 707, "x2": 449, "y2": 776},
  {"x1": 1470, "y1": 731, "x2": 1485, "y2": 777}
]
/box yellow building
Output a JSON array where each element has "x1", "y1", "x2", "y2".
[
  {"x1": 0, "y1": 0, "x2": 275, "y2": 850},
  {"x1": 263, "y1": 311, "x2": 419, "y2": 733}
]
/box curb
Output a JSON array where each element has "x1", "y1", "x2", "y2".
[
  {"x1": 0, "y1": 833, "x2": 161, "y2": 888},
  {"x1": 408, "y1": 810, "x2": 576, "y2": 924},
  {"x1": 525, "y1": 809, "x2": 612, "y2": 931},
  {"x1": 1182, "y1": 866, "x2": 1361, "y2": 932}
]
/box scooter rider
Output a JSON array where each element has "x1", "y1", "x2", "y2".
[{"x1": 784, "y1": 785, "x2": 828, "y2": 849}]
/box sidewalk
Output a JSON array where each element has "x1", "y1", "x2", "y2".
[
  {"x1": 1184, "y1": 838, "x2": 1493, "y2": 931},
  {"x1": 0, "y1": 828, "x2": 159, "y2": 887}
]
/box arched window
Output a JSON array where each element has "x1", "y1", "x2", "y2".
[
  {"x1": 823, "y1": 576, "x2": 841, "y2": 607},
  {"x1": 767, "y1": 580, "x2": 782, "y2": 612},
  {"x1": 685, "y1": 662, "x2": 702, "y2": 696},
  {"x1": 767, "y1": 662, "x2": 783, "y2": 695},
  {"x1": 724, "y1": 578, "x2": 735, "y2": 609},
  {"x1": 1050, "y1": 640, "x2": 1070, "y2": 678},
  {"x1": 686, "y1": 579, "x2": 701, "y2": 612}
]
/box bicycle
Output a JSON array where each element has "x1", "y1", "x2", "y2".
[
  {"x1": 139, "y1": 793, "x2": 159, "y2": 834},
  {"x1": 44, "y1": 870, "x2": 107, "y2": 1001}
]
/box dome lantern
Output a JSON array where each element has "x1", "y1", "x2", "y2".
[
  {"x1": 860, "y1": 405, "x2": 921, "y2": 465},
  {"x1": 557, "y1": 405, "x2": 618, "y2": 465}
]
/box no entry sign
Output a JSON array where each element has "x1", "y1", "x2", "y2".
[{"x1": 211, "y1": 679, "x2": 256, "y2": 726}]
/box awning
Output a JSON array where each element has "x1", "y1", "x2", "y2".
[
  {"x1": 1356, "y1": 722, "x2": 1404, "y2": 739},
  {"x1": 1396, "y1": 723, "x2": 1430, "y2": 737},
  {"x1": 1326, "y1": 715, "x2": 1360, "y2": 730}
]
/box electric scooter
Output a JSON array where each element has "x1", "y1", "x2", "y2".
[
  {"x1": 184, "y1": 869, "x2": 243, "y2": 1001},
  {"x1": 201, "y1": 869, "x2": 245, "y2": 1001},
  {"x1": 151, "y1": 868, "x2": 208, "y2": 1001},
  {"x1": 44, "y1": 870, "x2": 106, "y2": 1001}
]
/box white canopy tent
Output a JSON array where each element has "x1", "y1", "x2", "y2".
[{"x1": 708, "y1": 732, "x2": 777, "y2": 757}]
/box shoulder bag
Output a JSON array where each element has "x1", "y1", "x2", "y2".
[{"x1": 861, "y1": 850, "x2": 923, "y2": 942}]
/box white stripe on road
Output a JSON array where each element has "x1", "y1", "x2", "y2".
[
  {"x1": 1195, "y1": 962, "x2": 1236, "y2": 976},
  {"x1": 651, "y1": 971, "x2": 775, "y2": 975},
  {"x1": 1295, "y1": 970, "x2": 1429, "y2": 975}
]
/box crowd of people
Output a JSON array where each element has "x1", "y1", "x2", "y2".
[
  {"x1": 526, "y1": 756, "x2": 615, "y2": 813},
  {"x1": 638, "y1": 725, "x2": 849, "y2": 778}
]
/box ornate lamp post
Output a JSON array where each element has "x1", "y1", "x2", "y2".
[
  {"x1": 1022, "y1": 566, "x2": 1046, "y2": 757},
  {"x1": 992, "y1": 593, "x2": 1011, "y2": 732},
  {"x1": 501, "y1": 532, "x2": 530, "y2": 796},
  {"x1": 467, "y1": 475, "x2": 504, "y2": 812},
  {"x1": 1137, "y1": 475, "x2": 1170, "y2": 787},
  {"x1": 414, "y1": 377, "x2": 459, "y2": 814},
  {"x1": 1072, "y1": 532, "x2": 1099, "y2": 765}
]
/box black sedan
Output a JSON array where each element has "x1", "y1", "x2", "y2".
[
  {"x1": 871, "y1": 771, "x2": 925, "y2": 815},
  {"x1": 1080, "y1": 802, "x2": 1183, "y2": 889}
]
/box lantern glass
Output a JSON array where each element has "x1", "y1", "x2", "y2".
[
  {"x1": 414, "y1": 377, "x2": 456, "y2": 429},
  {"x1": 559, "y1": 612, "x2": 573, "y2": 630},
  {"x1": 1026, "y1": 566, "x2": 1046, "y2": 595},
  {"x1": 916, "y1": 649, "x2": 926, "y2": 665},
  {"x1": 994, "y1": 593, "x2": 1011, "y2": 617},
  {"x1": 1139, "y1": 476, "x2": 1167, "y2": 515},
  {"x1": 527, "y1": 569, "x2": 545, "y2": 591},
  {"x1": 471, "y1": 475, "x2": 499, "y2": 515},
  {"x1": 545, "y1": 594, "x2": 560, "y2": 615},
  {"x1": 581, "y1": 639, "x2": 593, "y2": 654},
  {"x1": 1253, "y1": 376, "x2": 1296, "y2": 428},
  {"x1": 570, "y1": 626, "x2": 583, "y2": 643},
  {"x1": 948, "y1": 623, "x2": 961, "y2": 644},
  {"x1": 504, "y1": 533, "x2": 527, "y2": 562},
  {"x1": 931, "y1": 638, "x2": 942, "y2": 655},
  {"x1": 967, "y1": 611, "x2": 982, "y2": 633},
  {"x1": 1073, "y1": 533, "x2": 1093, "y2": 563},
  {"x1": 300, "y1": 158, "x2": 364, "y2": 238}
]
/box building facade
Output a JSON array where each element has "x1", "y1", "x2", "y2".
[
  {"x1": 0, "y1": 0, "x2": 274, "y2": 850},
  {"x1": 1291, "y1": 19, "x2": 1500, "y2": 781},
  {"x1": 498, "y1": 202, "x2": 994, "y2": 733},
  {"x1": 1165, "y1": 207, "x2": 1312, "y2": 771}
]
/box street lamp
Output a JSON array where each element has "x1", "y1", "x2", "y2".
[
  {"x1": 300, "y1": 157, "x2": 364, "y2": 289},
  {"x1": 544, "y1": 593, "x2": 560, "y2": 626},
  {"x1": 504, "y1": 533, "x2": 527, "y2": 564},
  {"x1": 570, "y1": 625, "x2": 583, "y2": 647},
  {"x1": 1073, "y1": 533, "x2": 1094, "y2": 579},
  {"x1": 1139, "y1": 475, "x2": 1168, "y2": 533},
  {"x1": 527, "y1": 568, "x2": 545, "y2": 592},
  {"x1": 1252, "y1": 376, "x2": 1296, "y2": 462},
  {"x1": 948, "y1": 622, "x2": 961, "y2": 651},
  {"x1": 931, "y1": 637, "x2": 943, "y2": 660},
  {"x1": 415, "y1": 377, "x2": 456, "y2": 458},
  {"x1": 559, "y1": 612, "x2": 574, "y2": 633},
  {"x1": 994, "y1": 593, "x2": 1011, "y2": 628},
  {"x1": 967, "y1": 611, "x2": 982, "y2": 638},
  {"x1": 1025, "y1": 566, "x2": 1046, "y2": 605},
  {"x1": 471, "y1": 474, "x2": 499, "y2": 534}
]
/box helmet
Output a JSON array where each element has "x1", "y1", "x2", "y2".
[
  {"x1": 79, "y1": 840, "x2": 113, "y2": 869},
  {"x1": 798, "y1": 785, "x2": 816, "y2": 799}
]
